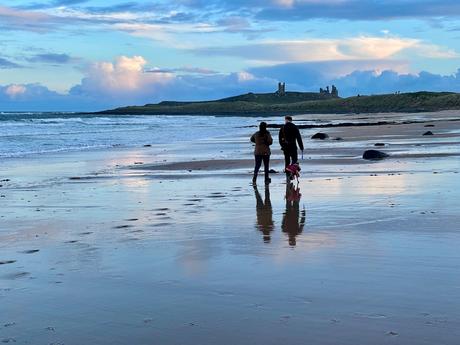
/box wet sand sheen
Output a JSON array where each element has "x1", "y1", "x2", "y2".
[{"x1": 0, "y1": 111, "x2": 460, "y2": 345}]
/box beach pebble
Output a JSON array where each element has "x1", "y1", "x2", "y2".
[
  {"x1": 311, "y1": 132, "x2": 329, "y2": 140},
  {"x1": 362, "y1": 150, "x2": 389, "y2": 160},
  {"x1": 423, "y1": 131, "x2": 434, "y2": 136}
]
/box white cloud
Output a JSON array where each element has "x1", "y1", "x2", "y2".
[
  {"x1": 5, "y1": 84, "x2": 27, "y2": 98},
  {"x1": 72, "y1": 55, "x2": 175, "y2": 98}
]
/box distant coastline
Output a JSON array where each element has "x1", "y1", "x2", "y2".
[{"x1": 96, "y1": 90, "x2": 460, "y2": 116}]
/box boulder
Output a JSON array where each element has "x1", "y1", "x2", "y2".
[
  {"x1": 311, "y1": 132, "x2": 329, "y2": 140},
  {"x1": 423, "y1": 131, "x2": 434, "y2": 136},
  {"x1": 363, "y1": 150, "x2": 389, "y2": 160},
  {"x1": 374, "y1": 143, "x2": 385, "y2": 147}
]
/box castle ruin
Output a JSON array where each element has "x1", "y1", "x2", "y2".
[
  {"x1": 276, "y1": 82, "x2": 286, "y2": 96},
  {"x1": 320, "y1": 85, "x2": 339, "y2": 97}
]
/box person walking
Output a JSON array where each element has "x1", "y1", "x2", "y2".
[
  {"x1": 278, "y1": 116, "x2": 304, "y2": 169},
  {"x1": 250, "y1": 122, "x2": 273, "y2": 185}
]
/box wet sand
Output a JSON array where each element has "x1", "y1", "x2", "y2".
[{"x1": 1, "y1": 111, "x2": 460, "y2": 344}]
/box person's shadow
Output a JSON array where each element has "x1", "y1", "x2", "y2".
[
  {"x1": 254, "y1": 185, "x2": 274, "y2": 243},
  {"x1": 282, "y1": 183, "x2": 306, "y2": 246}
]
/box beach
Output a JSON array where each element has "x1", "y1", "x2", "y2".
[{"x1": 1, "y1": 111, "x2": 460, "y2": 345}]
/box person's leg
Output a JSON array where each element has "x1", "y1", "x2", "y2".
[
  {"x1": 263, "y1": 155, "x2": 270, "y2": 182},
  {"x1": 291, "y1": 149, "x2": 298, "y2": 164},
  {"x1": 253, "y1": 155, "x2": 262, "y2": 182},
  {"x1": 283, "y1": 150, "x2": 290, "y2": 168}
]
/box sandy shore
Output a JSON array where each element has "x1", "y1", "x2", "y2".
[{"x1": 1, "y1": 111, "x2": 460, "y2": 345}]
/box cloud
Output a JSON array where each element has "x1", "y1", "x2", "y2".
[
  {"x1": 0, "y1": 5, "x2": 59, "y2": 32},
  {"x1": 5, "y1": 84, "x2": 27, "y2": 98},
  {"x1": 248, "y1": 59, "x2": 410, "y2": 88},
  {"x1": 256, "y1": 0, "x2": 460, "y2": 21},
  {"x1": 191, "y1": 36, "x2": 456, "y2": 64},
  {"x1": 3, "y1": 55, "x2": 460, "y2": 111},
  {"x1": 27, "y1": 53, "x2": 76, "y2": 64},
  {"x1": 0, "y1": 57, "x2": 21, "y2": 69}
]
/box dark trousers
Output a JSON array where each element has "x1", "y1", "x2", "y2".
[
  {"x1": 283, "y1": 148, "x2": 298, "y2": 167},
  {"x1": 254, "y1": 155, "x2": 270, "y2": 180}
]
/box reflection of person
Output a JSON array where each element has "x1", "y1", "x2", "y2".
[
  {"x1": 254, "y1": 185, "x2": 274, "y2": 243},
  {"x1": 282, "y1": 183, "x2": 306, "y2": 246},
  {"x1": 250, "y1": 122, "x2": 273, "y2": 185},
  {"x1": 278, "y1": 116, "x2": 304, "y2": 169}
]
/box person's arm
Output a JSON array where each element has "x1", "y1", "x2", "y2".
[
  {"x1": 267, "y1": 133, "x2": 273, "y2": 146},
  {"x1": 278, "y1": 127, "x2": 284, "y2": 147},
  {"x1": 296, "y1": 127, "x2": 304, "y2": 151},
  {"x1": 250, "y1": 133, "x2": 256, "y2": 143}
]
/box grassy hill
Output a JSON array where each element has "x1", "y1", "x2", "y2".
[{"x1": 97, "y1": 91, "x2": 460, "y2": 116}]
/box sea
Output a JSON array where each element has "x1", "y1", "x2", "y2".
[{"x1": 0, "y1": 112, "x2": 265, "y2": 158}]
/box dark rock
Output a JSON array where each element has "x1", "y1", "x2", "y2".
[
  {"x1": 424, "y1": 124, "x2": 435, "y2": 127},
  {"x1": 423, "y1": 131, "x2": 434, "y2": 136},
  {"x1": 143, "y1": 144, "x2": 152, "y2": 147},
  {"x1": 363, "y1": 150, "x2": 389, "y2": 160},
  {"x1": 333, "y1": 137, "x2": 343, "y2": 141},
  {"x1": 269, "y1": 169, "x2": 278, "y2": 173},
  {"x1": 374, "y1": 143, "x2": 385, "y2": 147},
  {"x1": 311, "y1": 132, "x2": 329, "y2": 140}
]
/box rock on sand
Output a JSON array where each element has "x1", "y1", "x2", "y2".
[
  {"x1": 311, "y1": 133, "x2": 329, "y2": 140},
  {"x1": 363, "y1": 150, "x2": 389, "y2": 160}
]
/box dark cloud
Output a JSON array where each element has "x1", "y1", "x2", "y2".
[
  {"x1": 0, "y1": 57, "x2": 21, "y2": 69},
  {"x1": 27, "y1": 53, "x2": 74, "y2": 64},
  {"x1": 334, "y1": 69, "x2": 460, "y2": 96}
]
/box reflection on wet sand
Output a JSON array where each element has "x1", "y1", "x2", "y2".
[
  {"x1": 253, "y1": 186, "x2": 274, "y2": 243},
  {"x1": 282, "y1": 183, "x2": 306, "y2": 246}
]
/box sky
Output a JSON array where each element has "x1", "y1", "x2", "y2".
[{"x1": 1, "y1": 0, "x2": 460, "y2": 111}]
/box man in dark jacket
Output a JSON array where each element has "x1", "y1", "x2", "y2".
[{"x1": 278, "y1": 116, "x2": 304, "y2": 168}]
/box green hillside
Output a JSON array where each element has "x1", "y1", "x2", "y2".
[{"x1": 97, "y1": 91, "x2": 460, "y2": 116}]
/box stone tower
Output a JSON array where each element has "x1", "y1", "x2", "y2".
[{"x1": 276, "y1": 82, "x2": 286, "y2": 96}]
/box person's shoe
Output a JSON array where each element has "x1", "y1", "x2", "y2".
[{"x1": 265, "y1": 178, "x2": 271, "y2": 185}]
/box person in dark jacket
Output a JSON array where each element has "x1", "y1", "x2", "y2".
[
  {"x1": 250, "y1": 122, "x2": 273, "y2": 184},
  {"x1": 278, "y1": 116, "x2": 304, "y2": 168}
]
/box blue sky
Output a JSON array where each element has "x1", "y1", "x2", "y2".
[{"x1": 1, "y1": 0, "x2": 460, "y2": 110}]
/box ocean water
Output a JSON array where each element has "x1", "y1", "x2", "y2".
[{"x1": 0, "y1": 113, "x2": 263, "y2": 158}]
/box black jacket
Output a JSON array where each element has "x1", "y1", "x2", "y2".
[{"x1": 279, "y1": 122, "x2": 304, "y2": 151}]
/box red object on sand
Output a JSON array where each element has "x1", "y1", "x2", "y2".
[{"x1": 285, "y1": 163, "x2": 301, "y2": 181}]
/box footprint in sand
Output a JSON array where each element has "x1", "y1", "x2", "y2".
[
  {"x1": 64, "y1": 240, "x2": 78, "y2": 244},
  {"x1": 0, "y1": 260, "x2": 16, "y2": 265},
  {"x1": 20, "y1": 249, "x2": 39, "y2": 254},
  {"x1": 125, "y1": 218, "x2": 139, "y2": 222},
  {"x1": 113, "y1": 225, "x2": 133, "y2": 229},
  {"x1": 79, "y1": 232, "x2": 93, "y2": 236},
  {"x1": 4, "y1": 272, "x2": 30, "y2": 280}
]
